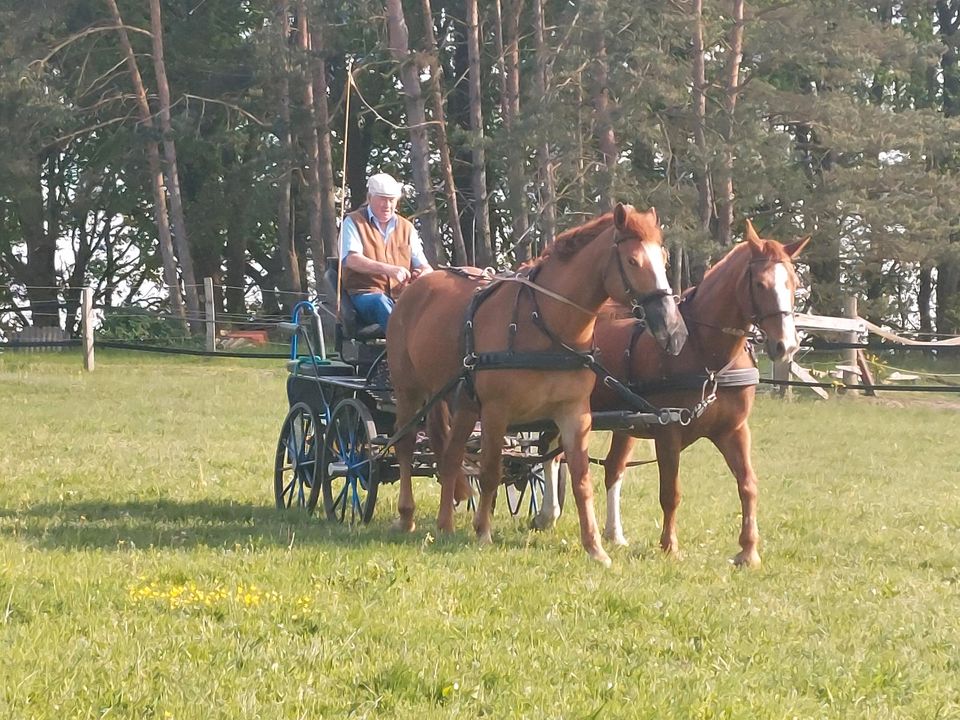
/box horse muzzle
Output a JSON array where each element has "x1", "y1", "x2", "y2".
[
  {"x1": 638, "y1": 293, "x2": 688, "y2": 356},
  {"x1": 758, "y1": 313, "x2": 799, "y2": 363}
]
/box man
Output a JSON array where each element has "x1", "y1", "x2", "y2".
[{"x1": 339, "y1": 172, "x2": 433, "y2": 330}]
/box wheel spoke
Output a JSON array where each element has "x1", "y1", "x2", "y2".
[
  {"x1": 275, "y1": 403, "x2": 320, "y2": 512},
  {"x1": 322, "y1": 399, "x2": 379, "y2": 524}
]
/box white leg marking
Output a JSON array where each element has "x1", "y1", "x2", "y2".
[{"x1": 604, "y1": 480, "x2": 629, "y2": 546}]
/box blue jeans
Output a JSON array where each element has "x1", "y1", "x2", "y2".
[{"x1": 349, "y1": 292, "x2": 394, "y2": 329}]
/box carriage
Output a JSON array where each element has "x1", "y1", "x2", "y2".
[
  {"x1": 271, "y1": 206, "x2": 805, "y2": 567},
  {"x1": 272, "y1": 276, "x2": 565, "y2": 525}
]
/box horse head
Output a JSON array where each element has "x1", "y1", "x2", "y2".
[
  {"x1": 606, "y1": 203, "x2": 687, "y2": 355},
  {"x1": 741, "y1": 219, "x2": 810, "y2": 362}
]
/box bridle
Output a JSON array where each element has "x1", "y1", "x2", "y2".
[
  {"x1": 610, "y1": 232, "x2": 672, "y2": 320},
  {"x1": 679, "y1": 257, "x2": 796, "y2": 345},
  {"x1": 744, "y1": 258, "x2": 796, "y2": 342}
]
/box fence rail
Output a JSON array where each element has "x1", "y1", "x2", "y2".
[{"x1": 4, "y1": 285, "x2": 960, "y2": 400}]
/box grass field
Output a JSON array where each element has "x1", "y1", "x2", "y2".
[{"x1": 1, "y1": 351, "x2": 959, "y2": 719}]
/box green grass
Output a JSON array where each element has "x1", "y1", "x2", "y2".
[{"x1": 1, "y1": 350, "x2": 959, "y2": 719}]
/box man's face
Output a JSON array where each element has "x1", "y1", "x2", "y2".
[{"x1": 368, "y1": 193, "x2": 399, "y2": 224}]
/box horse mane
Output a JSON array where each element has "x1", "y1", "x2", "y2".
[
  {"x1": 698, "y1": 235, "x2": 795, "y2": 295},
  {"x1": 537, "y1": 212, "x2": 615, "y2": 264}
]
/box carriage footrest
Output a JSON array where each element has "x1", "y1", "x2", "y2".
[{"x1": 287, "y1": 358, "x2": 356, "y2": 377}]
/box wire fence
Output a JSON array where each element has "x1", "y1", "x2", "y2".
[{"x1": 4, "y1": 283, "x2": 960, "y2": 398}]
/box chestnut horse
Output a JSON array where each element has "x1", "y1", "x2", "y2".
[
  {"x1": 386, "y1": 203, "x2": 688, "y2": 565},
  {"x1": 533, "y1": 221, "x2": 808, "y2": 566}
]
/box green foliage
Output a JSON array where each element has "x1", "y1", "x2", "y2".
[
  {"x1": 96, "y1": 307, "x2": 197, "y2": 346},
  {"x1": 3, "y1": 0, "x2": 960, "y2": 335}
]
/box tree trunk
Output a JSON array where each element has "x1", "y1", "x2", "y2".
[
  {"x1": 344, "y1": 61, "x2": 376, "y2": 209},
  {"x1": 936, "y1": 262, "x2": 960, "y2": 335},
  {"x1": 465, "y1": 0, "x2": 493, "y2": 266},
  {"x1": 716, "y1": 0, "x2": 744, "y2": 247},
  {"x1": 148, "y1": 0, "x2": 200, "y2": 324},
  {"x1": 936, "y1": 1, "x2": 960, "y2": 335},
  {"x1": 533, "y1": 0, "x2": 556, "y2": 250},
  {"x1": 385, "y1": 0, "x2": 441, "y2": 262},
  {"x1": 17, "y1": 153, "x2": 59, "y2": 327},
  {"x1": 275, "y1": 0, "x2": 302, "y2": 307},
  {"x1": 918, "y1": 264, "x2": 934, "y2": 336},
  {"x1": 296, "y1": 1, "x2": 327, "y2": 294},
  {"x1": 310, "y1": 24, "x2": 339, "y2": 264},
  {"x1": 495, "y1": 0, "x2": 530, "y2": 262},
  {"x1": 421, "y1": 0, "x2": 468, "y2": 265},
  {"x1": 691, "y1": 0, "x2": 713, "y2": 238},
  {"x1": 585, "y1": 0, "x2": 617, "y2": 211},
  {"x1": 104, "y1": 0, "x2": 186, "y2": 327}
]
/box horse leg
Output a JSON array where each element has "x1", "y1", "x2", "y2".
[
  {"x1": 713, "y1": 425, "x2": 761, "y2": 567},
  {"x1": 654, "y1": 433, "x2": 683, "y2": 557},
  {"x1": 435, "y1": 406, "x2": 478, "y2": 534},
  {"x1": 558, "y1": 408, "x2": 610, "y2": 566},
  {"x1": 472, "y1": 412, "x2": 508, "y2": 545},
  {"x1": 531, "y1": 435, "x2": 562, "y2": 531},
  {"x1": 602, "y1": 432, "x2": 635, "y2": 547},
  {"x1": 389, "y1": 391, "x2": 420, "y2": 533}
]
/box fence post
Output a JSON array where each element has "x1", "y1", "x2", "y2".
[
  {"x1": 82, "y1": 286, "x2": 95, "y2": 372},
  {"x1": 842, "y1": 296, "x2": 859, "y2": 391},
  {"x1": 772, "y1": 358, "x2": 791, "y2": 399},
  {"x1": 204, "y1": 277, "x2": 216, "y2": 353}
]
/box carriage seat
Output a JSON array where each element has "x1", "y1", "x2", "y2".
[{"x1": 323, "y1": 262, "x2": 385, "y2": 342}]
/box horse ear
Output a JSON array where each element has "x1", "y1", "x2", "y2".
[
  {"x1": 784, "y1": 236, "x2": 811, "y2": 258},
  {"x1": 614, "y1": 202, "x2": 628, "y2": 229},
  {"x1": 649, "y1": 206, "x2": 658, "y2": 226},
  {"x1": 744, "y1": 219, "x2": 762, "y2": 249}
]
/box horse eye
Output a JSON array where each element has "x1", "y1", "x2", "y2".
[{"x1": 628, "y1": 258, "x2": 639, "y2": 267}]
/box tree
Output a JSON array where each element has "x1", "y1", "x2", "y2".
[
  {"x1": 385, "y1": 0, "x2": 441, "y2": 262},
  {"x1": 105, "y1": 0, "x2": 188, "y2": 327}
]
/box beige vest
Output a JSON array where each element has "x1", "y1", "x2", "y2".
[{"x1": 342, "y1": 207, "x2": 413, "y2": 298}]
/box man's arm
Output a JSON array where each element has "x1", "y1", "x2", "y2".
[
  {"x1": 343, "y1": 251, "x2": 410, "y2": 284},
  {"x1": 339, "y1": 214, "x2": 410, "y2": 283},
  {"x1": 408, "y1": 226, "x2": 433, "y2": 274}
]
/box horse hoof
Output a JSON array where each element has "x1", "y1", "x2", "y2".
[
  {"x1": 436, "y1": 518, "x2": 455, "y2": 535},
  {"x1": 476, "y1": 529, "x2": 493, "y2": 545},
  {"x1": 589, "y1": 548, "x2": 612, "y2": 567},
  {"x1": 530, "y1": 513, "x2": 556, "y2": 532},
  {"x1": 390, "y1": 517, "x2": 416, "y2": 533},
  {"x1": 730, "y1": 551, "x2": 761, "y2": 568},
  {"x1": 661, "y1": 546, "x2": 684, "y2": 561},
  {"x1": 603, "y1": 532, "x2": 630, "y2": 548}
]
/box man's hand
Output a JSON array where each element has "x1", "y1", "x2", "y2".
[{"x1": 390, "y1": 266, "x2": 411, "y2": 284}]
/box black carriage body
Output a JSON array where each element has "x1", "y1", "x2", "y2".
[{"x1": 285, "y1": 360, "x2": 356, "y2": 417}]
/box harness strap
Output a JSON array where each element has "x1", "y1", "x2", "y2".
[
  {"x1": 505, "y1": 274, "x2": 597, "y2": 316},
  {"x1": 470, "y1": 351, "x2": 593, "y2": 371},
  {"x1": 629, "y1": 366, "x2": 760, "y2": 395}
]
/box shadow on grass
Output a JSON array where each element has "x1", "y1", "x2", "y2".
[{"x1": 0, "y1": 498, "x2": 486, "y2": 554}]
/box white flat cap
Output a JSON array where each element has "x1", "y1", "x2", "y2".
[{"x1": 367, "y1": 172, "x2": 404, "y2": 198}]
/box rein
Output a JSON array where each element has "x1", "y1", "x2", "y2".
[{"x1": 441, "y1": 265, "x2": 597, "y2": 316}]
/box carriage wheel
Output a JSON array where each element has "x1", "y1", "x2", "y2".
[
  {"x1": 465, "y1": 474, "x2": 482, "y2": 513},
  {"x1": 274, "y1": 402, "x2": 320, "y2": 511},
  {"x1": 317, "y1": 398, "x2": 380, "y2": 524},
  {"x1": 504, "y1": 461, "x2": 544, "y2": 517},
  {"x1": 504, "y1": 459, "x2": 567, "y2": 518}
]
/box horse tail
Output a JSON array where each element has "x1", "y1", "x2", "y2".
[
  {"x1": 426, "y1": 399, "x2": 473, "y2": 503},
  {"x1": 425, "y1": 399, "x2": 451, "y2": 458}
]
